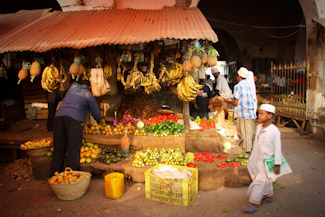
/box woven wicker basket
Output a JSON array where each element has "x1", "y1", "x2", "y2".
[
  {"x1": 49, "y1": 170, "x2": 92, "y2": 200},
  {"x1": 21, "y1": 137, "x2": 53, "y2": 157},
  {"x1": 24, "y1": 146, "x2": 51, "y2": 157}
]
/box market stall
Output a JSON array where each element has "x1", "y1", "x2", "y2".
[{"x1": 0, "y1": 6, "x2": 251, "y2": 204}]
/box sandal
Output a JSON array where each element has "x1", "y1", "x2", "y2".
[
  {"x1": 261, "y1": 197, "x2": 273, "y2": 205},
  {"x1": 243, "y1": 205, "x2": 258, "y2": 214}
]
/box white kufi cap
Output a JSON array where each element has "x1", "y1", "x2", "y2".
[
  {"x1": 237, "y1": 67, "x2": 249, "y2": 78},
  {"x1": 259, "y1": 104, "x2": 276, "y2": 113}
]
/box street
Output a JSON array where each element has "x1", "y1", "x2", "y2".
[{"x1": 0, "y1": 127, "x2": 324, "y2": 217}]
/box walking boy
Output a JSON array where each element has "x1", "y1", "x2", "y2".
[{"x1": 244, "y1": 104, "x2": 292, "y2": 214}]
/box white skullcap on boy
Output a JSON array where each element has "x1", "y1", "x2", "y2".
[
  {"x1": 237, "y1": 67, "x2": 249, "y2": 78},
  {"x1": 259, "y1": 104, "x2": 276, "y2": 114}
]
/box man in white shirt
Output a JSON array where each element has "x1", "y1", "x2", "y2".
[
  {"x1": 212, "y1": 67, "x2": 233, "y2": 98},
  {"x1": 212, "y1": 67, "x2": 233, "y2": 115}
]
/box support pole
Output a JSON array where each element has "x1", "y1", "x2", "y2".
[{"x1": 183, "y1": 101, "x2": 190, "y2": 131}]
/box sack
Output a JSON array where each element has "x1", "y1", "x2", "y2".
[{"x1": 89, "y1": 68, "x2": 110, "y2": 97}]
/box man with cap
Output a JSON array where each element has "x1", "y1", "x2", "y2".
[
  {"x1": 212, "y1": 66, "x2": 233, "y2": 98},
  {"x1": 244, "y1": 104, "x2": 292, "y2": 214},
  {"x1": 225, "y1": 67, "x2": 256, "y2": 152},
  {"x1": 211, "y1": 66, "x2": 233, "y2": 115}
]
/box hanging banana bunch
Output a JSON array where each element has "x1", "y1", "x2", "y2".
[
  {"x1": 41, "y1": 63, "x2": 60, "y2": 93},
  {"x1": 120, "y1": 65, "x2": 127, "y2": 87},
  {"x1": 103, "y1": 64, "x2": 112, "y2": 80},
  {"x1": 117, "y1": 50, "x2": 132, "y2": 82},
  {"x1": 169, "y1": 62, "x2": 183, "y2": 86},
  {"x1": 124, "y1": 54, "x2": 144, "y2": 91},
  {"x1": 59, "y1": 60, "x2": 70, "y2": 92},
  {"x1": 177, "y1": 73, "x2": 203, "y2": 102},
  {"x1": 141, "y1": 51, "x2": 161, "y2": 94},
  {"x1": 158, "y1": 63, "x2": 171, "y2": 87},
  {"x1": 83, "y1": 65, "x2": 90, "y2": 80}
]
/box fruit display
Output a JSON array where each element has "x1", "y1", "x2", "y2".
[
  {"x1": 17, "y1": 61, "x2": 31, "y2": 85},
  {"x1": 177, "y1": 74, "x2": 203, "y2": 101},
  {"x1": 167, "y1": 62, "x2": 183, "y2": 86},
  {"x1": 142, "y1": 56, "x2": 161, "y2": 94},
  {"x1": 134, "y1": 129, "x2": 147, "y2": 136},
  {"x1": 47, "y1": 147, "x2": 54, "y2": 157},
  {"x1": 121, "y1": 54, "x2": 144, "y2": 91},
  {"x1": 145, "y1": 120, "x2": 185, "y2": 137},
  {"x1": 69, "y1": 56, "x2": 87, "y2": 80},
  {"x1": 204, "y1": 43, "x2": 219, "y2": 67},
  {"x1": 41, "y1": 64, "x2": 60, "y2": 92},
  {"x1": 194, "y1": 116, "x2": 215, "y2": 131},
  {"x1": 132, "y1": 147, "x2": 195, "y2": 167},
  {"x1": 98, "y1": 147, "x2": 127, "y2": 165},
  {"x1": 190, "y1": 47, "x2": 203, "y2": 68},
  {"x1": 20, "y1": 139, "x2": 52, "y2": 150},
  {"x1": 158, "y1": 63, "x2": 171, "y2": 87},
  {"x1": 149, "y1": 114, "x2": 181, "y2": 124},
  {"x1": 79, "y1": 142, "x2": 102, "y2": 164},
  {"x1": 30, "y1": 59, "x2": 43, "y2": 82},
  {"x1": 185, "y1": 152, "x2": 249, "y2": 168},
  {"x1": 84, "y1": 122, "x2": 136, "y2": 135},
  {"x1": 49, "y1": 168, "x2": 86, "y2": 184},
  {"x1": 103, "y1": 64, "x2": 112, "y2": 80}
]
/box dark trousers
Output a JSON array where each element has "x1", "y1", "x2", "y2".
[
  {"x1": 47, "y1": 89, "x2": 65, "y2": 131},
  {"x1": 50, "y1": 116, "x2": 84, "y2": 177},
  {"x1": 191, "y1": 111, "x2": 209, "y2": 119}
]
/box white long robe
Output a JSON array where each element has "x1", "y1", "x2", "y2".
[
  {"x1": 247, "y1": 123, "x2": 282, "y2": 205},
  {"x1": 246, "y1": 71, "x2": 257, "y2": 114},
  {"x1": 216, "y1": 74, "x2": 233, "y2": 98}
]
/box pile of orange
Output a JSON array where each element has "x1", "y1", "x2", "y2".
[
  {"x1": 100, "y1": 123, "x2": 136, "y2": 135},
  {"x1": 49, "y1": 168, "x2": 82, "y2": 184},
  {"x1": 80, "y1": 142, "x2": 102, "y2": 164}
]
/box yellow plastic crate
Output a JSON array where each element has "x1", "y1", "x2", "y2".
[{"x1": 145, "y1": 164, "x2": 198, "y2": 206}]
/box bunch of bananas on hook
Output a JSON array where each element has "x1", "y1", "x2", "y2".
[
  {"x1": 123, "y1": 54, "x2": 144, "y2": 91},
  {"x1": 177, "y1": 73, "x2": 203, "y2": 101},
  {"x1": 124, "y1": 70, "x2": 144, "y2": 90},
  {"x1": 158, "y1": 63, "x2": 171, "y2": 87},
  {"x1": 41, "y1": 64, "x2": 60, "y2": 92},
  {"x1": 104, "y1": 64, "x2": 112, "y2": 80},
  {"x1": 141, "y1": 63, "x2": 161, "y2": 94},
  {"x1": 168, "y1": 62, "x2": 183, "y2": 85}
]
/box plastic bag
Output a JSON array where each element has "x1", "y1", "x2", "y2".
[{"x1": 89, "y1": 67, "x2": 110, "y2": 97}]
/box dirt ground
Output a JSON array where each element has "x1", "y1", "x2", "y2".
[{"x1": 0, "y1": 128, "x2": 324, "y2": 217}]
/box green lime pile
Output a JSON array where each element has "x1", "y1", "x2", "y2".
[{"x1": 145, "y1": 120, "x2": 185, "y2": 137}]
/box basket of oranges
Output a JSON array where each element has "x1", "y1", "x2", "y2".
[
  {"x1": 48, "y1": 167, "x2": 92, "y2": 200},
  {"x1": 20, "y1": 138, "x2": 53, "y2": 157}
]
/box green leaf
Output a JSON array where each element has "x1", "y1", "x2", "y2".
[
  {"x1": 273, "y1": 182, "x2": 285, "y2": 190},
  {"x1": 221, "y1": 208, "x2": 229, "y2": 214}
]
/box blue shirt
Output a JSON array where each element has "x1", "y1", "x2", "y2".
[
  {"x1": 55, "y1": 82, "x2": 102, "y2": 123},
  {"x1": 233, "y1": 79, "x2": 256, "y2": 120}
]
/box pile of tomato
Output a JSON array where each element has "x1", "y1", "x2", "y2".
[
  {"x1": 149, "y1": 114, "x2": 181, "y2": 125},
  {"x1": 199, "y1": 118, "x2": 215, "y2": 131},
  {"x1": 186, "y1": 152, "x2": 244, "y2": 168}
]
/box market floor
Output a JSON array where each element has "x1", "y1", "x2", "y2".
[{"x1": 0, "y1": 129, "x2": 324, "y2": 217}]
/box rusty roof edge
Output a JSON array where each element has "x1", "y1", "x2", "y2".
[{"x1": 0, "y1": 7, "x2": 218, "y2": 53}]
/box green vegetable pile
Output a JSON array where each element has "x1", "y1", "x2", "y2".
[{"x1": 145, "y1": 120, "x2": 185, "y2": 137}]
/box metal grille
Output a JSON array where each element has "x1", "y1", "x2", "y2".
[{"x1": 271, "y1": 62, "x2": 308, "y2": 118}]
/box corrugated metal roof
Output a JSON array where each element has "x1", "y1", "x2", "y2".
[{"x1": 0, "y1": 7, "x2": 218, "y2": 53}]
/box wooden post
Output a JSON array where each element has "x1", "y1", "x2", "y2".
[{"x1": 183, "y1": 101, "x2": 190, "y2": 130}]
